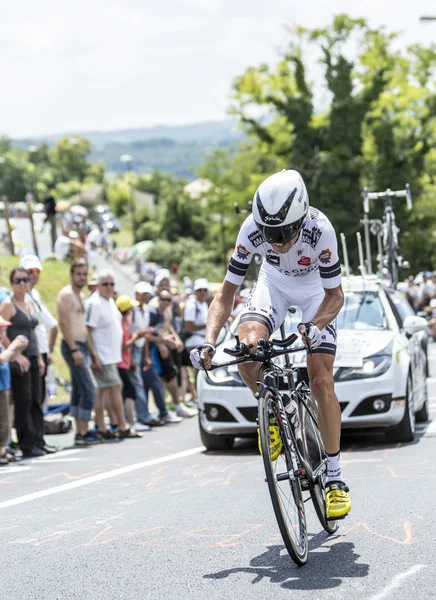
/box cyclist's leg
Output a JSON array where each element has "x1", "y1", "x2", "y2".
[
  {"x1": 237, "y1": 272, "x2": 289, "y2": 394},
  {"x1": 306, "y1": 352, "x2": 341, "y2": 456}
]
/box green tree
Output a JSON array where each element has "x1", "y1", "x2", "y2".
[
  {"x1": 213, "y1": 14, "x2": 436, "y2": 271},
  {"x1": 50, "y1": 136, "x2": 92, "y2": 183}
]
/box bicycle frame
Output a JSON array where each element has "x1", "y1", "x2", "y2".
[{"x1": 206, "y1": 336, "x2": 326, "y2": 488}]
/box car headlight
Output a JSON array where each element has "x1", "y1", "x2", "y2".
[
  {"x1": 335, "y1": 353, "x2": 392, "y2": 382},
  {"x1": 206, "y1": 367, "x2": 245, "y2": 387}
]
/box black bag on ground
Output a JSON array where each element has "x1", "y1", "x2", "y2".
[{"x1": 43, "y1": 413, "x2": 72, "y2": 435}]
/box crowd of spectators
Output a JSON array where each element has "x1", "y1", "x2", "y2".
[
  {"x1": 0, "y1": 257, "x2": 210, "y2": 464},
  {"x1": 399, "y1": 271, "x2": 436, "y2": 339}
]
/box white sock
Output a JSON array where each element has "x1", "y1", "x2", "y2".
[{"x1": 326, "y1": 450, "x2": 343, "y2": 483}]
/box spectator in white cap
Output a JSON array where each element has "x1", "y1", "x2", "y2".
[
  {"x1": 181, "y1": 278, "x2": 209, "y2": 387},
  {"x1": 19, "y1": 255, "x2": 58, "y2": 415}
]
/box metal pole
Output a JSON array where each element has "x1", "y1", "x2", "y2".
[
  {"x1": 361, "y1": 216, "x2": 373, "y2": 274},
  {"x1": 340, "y1": 233, "x2": 351, "y2": 280},
  {"x1": 377, "y1": 233, "x2": 383, "y2": 274},
  {"x1": 356, "y1": 232, "x2": 366, "y2": 277}
]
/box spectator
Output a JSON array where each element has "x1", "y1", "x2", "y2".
[
  {"x1": 149, "y1": 290, "x2": 197, "y2": 419},
  {"x1": 0, "y1": 267, "x2": 47, "y2": 457},
  {"x1": 43, "y1": 194, "x2": 57, "y2": 252},
  {"x1": 129, "y1": 282, "x2": 179, "y2": 426},
  {"x1": 182, "y1": 278, "x2": 209, "y2": 394},
  {"x1": 86, "y1": 270, "x2": 141, "y2": 439},
  {"x1": 57, "y1": 260, "x2": 99, "y2": 446},
  {"x1": 85, "y1": 224, "x2": 105, "y2": 269},
  {"x1": 0, "y1": 321, "x2": 28, "y2": 466},
  {"x1": 54, "y1": 232, "x2": 73, "y2": 261},
  {"x1": 19, "y1": 255, "x2": 58, "y2": 408},
  {"x1": 115, "y1": 295, "x2": 150, "y2": 432},
  {"x1": 68, "y1": 231, "x2": 87, "y2": 261},
  {"x1": 87, "y1": 274, "x2": 98, "y2": 298}
]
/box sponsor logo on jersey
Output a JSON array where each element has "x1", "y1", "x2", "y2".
[
  {"x1": 318, "y1": 248, "x2": 332, "y2": 264},
  {"x1": 266, "y1": 254, "x2": 280, "y2": 267},
  {"x1": 297, "y1": 256, "x2": 311, "y2": 266},
  {"x1": 297, "y1": 249, "x2": 303, "y2": 256},
  {"x1": 301, "y1": 226, "x2": 322, "y2": 249},
  {"x1": 247, "y1": 230, "x2": 264, "y2": 248},
  {"x1": 236, "y1": 244, "x2": 251, "y2": 260}
]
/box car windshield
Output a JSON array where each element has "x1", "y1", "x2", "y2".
[{"x1": 338, "y1": 292, "x2": 387, "y2": 330}]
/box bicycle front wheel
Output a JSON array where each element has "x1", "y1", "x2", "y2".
[{"x1": 258, "y1": 389, "x2": 308, "y2": 565}]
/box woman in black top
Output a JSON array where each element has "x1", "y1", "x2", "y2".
[{"x1": 0, "y1": 267, "x2": 46, "y2": 457}]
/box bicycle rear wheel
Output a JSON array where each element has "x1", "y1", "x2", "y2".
[
  {"x1": 302, "y1": 395, "x2": 338, "y2": 535},
  {"x1": 258, "y1": 388, "x2": 308, "y2": 565}
]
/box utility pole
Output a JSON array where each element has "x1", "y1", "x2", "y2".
[
  {"x1": 3, "y1": 198, "x2": 15, "y2": 257},
  {"x1": 26, "y1": 192, "x2": 39, "y2": 257}
]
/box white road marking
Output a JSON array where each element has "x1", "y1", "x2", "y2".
[
  {"x1": 0, "y1": 466, "x2": 31, "y2": 475},
  {"x1": 0, "y1": 446, "x2": 205, "y2": 510},
  {"x1": 369, "y1": 565, "x2": 425, "y2": 600}
]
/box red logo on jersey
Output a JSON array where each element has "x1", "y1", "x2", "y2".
[
  {"x1": 318, "y1": 248, "x2": 332, "y2": 264},
  {"x1": 236, "y1": 244, "x2": 251, "y2": 260},
  {"x1": 298, "y1": 256, "x2": 311, "y2": 266}
]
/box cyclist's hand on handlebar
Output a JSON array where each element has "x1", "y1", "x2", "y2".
[
  {"x1": 298, "y1": 322, "x2": 323, "y2": 350},
  {"x1": 190, "y1": 343, "x2": 216, "y2": 370}
]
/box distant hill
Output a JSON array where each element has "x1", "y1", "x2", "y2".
[{"x1": 13, "y1": 120, "x2": 241, "y2": 179}]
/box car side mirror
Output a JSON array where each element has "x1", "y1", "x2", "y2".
[{"x1": 403, "y1": 315, "x2": 428, "y2": 337}]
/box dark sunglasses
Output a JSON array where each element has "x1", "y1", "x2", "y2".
[
  {"x1": 159, "y1": 297, "x2": 171, "y2": 302},
  {"x1": 101, "y1": 282, "x2": 115, "y2": 287},
  {"x1": 12, "y1": 277, "x2": 30, "y2": 284}
]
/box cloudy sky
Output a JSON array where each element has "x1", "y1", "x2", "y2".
[{"x1": 1, "y1": 0, "x2": 435, "y2": 137}]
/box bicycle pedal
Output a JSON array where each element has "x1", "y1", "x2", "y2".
[{"x1": 326, "y1": 514, "x2": 348, "y2": 522}]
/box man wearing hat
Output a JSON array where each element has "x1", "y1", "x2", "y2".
[{"x1": 182, "y1": 279, "x2": 209, "y2": 390}]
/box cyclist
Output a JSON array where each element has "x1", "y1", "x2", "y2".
[{"x1": 191, "y1": 169, "x2": 351, "y2": 519}]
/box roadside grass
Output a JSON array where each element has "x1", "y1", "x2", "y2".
[
  {"x1": 0, "y1": 255, "x2": 71, "y2": 403},
  {"x1": 111, "y1": 215, "x2": 134, "y2": 248}
]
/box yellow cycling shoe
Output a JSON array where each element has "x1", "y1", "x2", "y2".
[
  {"x1": 258, "y1": 417, "x2": 282, "y2": 461},
  {"x1": 325, "y1": 481, "x2": 351, "y2": 519}
]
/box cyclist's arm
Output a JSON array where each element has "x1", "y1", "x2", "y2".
[
  {"x1": 310, "y1": 285, "x2": 344, "y2": 331},
  {"x1": 203, "y1": 216, "x2": 259, "y2": 347},
  {"x1": 205, "y1": 280, "x2": 239, "y2": 345},
  {"x1": 312, "y1": 218, "x2": 344, "y2": 329}
]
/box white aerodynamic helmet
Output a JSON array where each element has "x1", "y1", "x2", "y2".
[{"x1": 252, "y1": 169, "x2": 309, "y2": 244}]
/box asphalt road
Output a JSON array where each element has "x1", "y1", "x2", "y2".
[{"x1": 1, "y1": 347, "x2": 435, "y2": 599}]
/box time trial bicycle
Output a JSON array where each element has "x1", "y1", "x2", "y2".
[{"x1": 204, "y1": 330, "x2": 339, "y2": 566}]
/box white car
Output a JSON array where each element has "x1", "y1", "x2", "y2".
[{"x1": 197, "y1": 276, "x2": 429, "y2": 450}]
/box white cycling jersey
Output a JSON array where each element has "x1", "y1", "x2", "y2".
[
  {"x1": 225, "y1": 208, "x2": 341, "y2": 354},
  {"x1": 225, "y1": 207, "x2": 342, "y2": 291}
]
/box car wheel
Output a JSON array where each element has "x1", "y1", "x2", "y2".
[
  {"x1": 386, "y1": 373, "x2": 415, "y2": 443},
  {"x1": 415, "y1": 381, "x2": 429, "y2": 423},
  {"x1": 198, "y1": 415, "x2": 235, "y2": 451}
]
